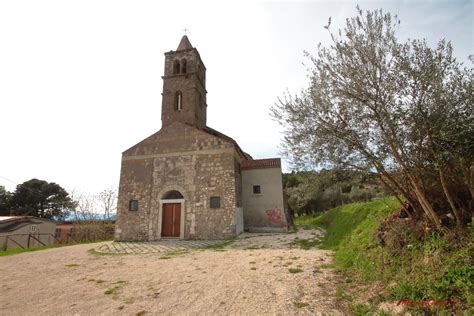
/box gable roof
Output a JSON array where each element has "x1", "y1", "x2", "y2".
[
  {"x1": 123, "y1": 121, "x2": 253, "y2": 161},
  {"x1": 201, "y1": 126, "x2": 253, "y2": 160},
  {"x1": 0, "y1": 216, "x2": 56, "y2": 233},
  {"x1": 241, "y1": 158, "x2": 281, "y2": 170}
]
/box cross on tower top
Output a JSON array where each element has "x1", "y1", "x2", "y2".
[{"x1": 182, "y1": 28, "x2": 188, "y2": 35}]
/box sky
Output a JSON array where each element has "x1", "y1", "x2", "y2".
[{"x1": 0, "y1": 0, "x2": 472, "y2": 194}]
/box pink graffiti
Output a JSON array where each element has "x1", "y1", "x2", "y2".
[{"x1": 266, "y1": 209, "x2": 285, "y2": 226}]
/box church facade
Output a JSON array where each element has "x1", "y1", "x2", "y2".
[{"x1": 115, "y1": 36, "x2": 289, "y2": 240}]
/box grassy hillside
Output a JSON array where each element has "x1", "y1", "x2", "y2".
[{"x1": 295, "y1": 198, "x2": 473, "y2": 313}]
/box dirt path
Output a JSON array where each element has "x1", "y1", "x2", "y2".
[{"x1": 0, "y1": 229, "x2": 341, "y2": 315}]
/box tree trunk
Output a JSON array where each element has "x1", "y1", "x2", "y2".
[
  {"x1": 438, "y1": 167, "x2": 463, "y2": 230},
  {"x1": 408, "y1": 174, "x2": 443, "y2": 229}
]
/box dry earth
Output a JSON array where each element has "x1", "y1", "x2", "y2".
[{"x1": 0, "y1": 229, "x2": 341, "y2": 315}]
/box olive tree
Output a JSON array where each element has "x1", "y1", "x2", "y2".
[{"x1": 271, "y1": 7, "x2": 473, "y2": 230}]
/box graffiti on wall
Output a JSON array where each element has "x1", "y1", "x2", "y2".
[{"x1": 265, "y1": 209, "x2": 285, "y2": 226}]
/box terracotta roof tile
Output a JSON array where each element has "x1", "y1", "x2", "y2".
[{"x1": 241, "y1": 158, "x2": 281, "y2": 170}]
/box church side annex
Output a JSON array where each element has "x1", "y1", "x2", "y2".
[{"x1": 115, "y1": 36, "x2": 289, "y2": 240}]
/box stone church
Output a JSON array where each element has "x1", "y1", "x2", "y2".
[{"x1": 115, "y1": 36, "x2": 289, "y2": 240}]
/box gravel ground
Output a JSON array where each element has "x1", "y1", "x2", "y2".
[{"x1": 0, "y1": 229, "x2": 341, "y2": 315}]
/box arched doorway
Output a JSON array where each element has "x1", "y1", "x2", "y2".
[{"x1": 159, "y1": 190, "x2": 185, "y2": 238}]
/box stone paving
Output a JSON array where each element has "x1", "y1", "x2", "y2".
[
  {"x1": 94, "y1": 229, "x2": 324, "y2": 254},
  {"x1": 95, "y1": 239, "x2": 223, "y2": 254}
]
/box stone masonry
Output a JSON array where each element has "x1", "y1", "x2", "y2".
[{"x1": 115, "y1": 36, "x2": 288, "y2": 241}]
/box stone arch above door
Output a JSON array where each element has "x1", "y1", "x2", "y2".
[{"x1": 162, "y1": 190, "x2": 184, "y2": 200}]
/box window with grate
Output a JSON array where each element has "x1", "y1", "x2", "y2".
[
  {"x1": 129, "y1": 200, "x2": 139, "y2": 212},
  {"x1": 253, "y1": 185, "x2": 261, "y2": 194},
  {"x1": 210, "y1": 196, "x2": 221, "y2": 209}
]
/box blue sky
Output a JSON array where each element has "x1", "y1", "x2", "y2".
[{"x1": 0, "y1": 0, "x2": 472, "y2": 193}]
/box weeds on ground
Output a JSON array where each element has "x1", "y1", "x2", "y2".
[
  {"x1": 202, "y1": 240, "x2": 234, "y2": 250},
  {"x1": 244, "y1": 245, "x2": 260, "y2": 250},
  {"x1": 65, "y1": 263, "x2": 80, "y2": 267},
  {"x1": 104, "y1": 280, "x2": 126, "y2": 296},
  {"x1": 88, "y1": 249, "x2": 127, "y2": 256},
  {"x1": 159, "y1": 249, "x2": 189, "y2": 259},
  {"x1": 293, "y1": 301, "x2": 309, "y2": 308},
  {"x1": 88, "y1": 279, "x2": 105, "y2": 284},
  {"x1": 288, "y1": 268, "x2": 304, "y2": 274},
  {"x1": 292, "y1": 238, "x2": 321, "y2": 250}
]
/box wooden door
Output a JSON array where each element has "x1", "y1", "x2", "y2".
[{"x1": 161, "y1": 203, "x2": 181, "y2": 237}]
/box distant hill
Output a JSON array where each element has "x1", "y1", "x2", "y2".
[{"x1": 63, "y1": 212, "x2": 116, "y2": 221}]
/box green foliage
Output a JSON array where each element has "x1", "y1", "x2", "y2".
[
  {"x1": 288, "y1": 268, "x2": 304, "y2": 273},
  {"x1": 284, "y1": 169, "x2": 386, "y2": 216},
  {"x1": 0, "y1": 185, "x2": 11, "y2": 216},
  {"x1": 272, "y1": 6, "x2": 473, "y2": 230},
  {"x1": 350, "y1": 303, "x2": 374, "y2": 315},
  {"x1": 295, "y1": 199, "x2": 473, "y2": 311},
  {"x1": 295, "y1": 198, "x2": 397, "y2": 251},
  {"x1": 10, "y1": 178, "x2": 75, "y2": 220}
]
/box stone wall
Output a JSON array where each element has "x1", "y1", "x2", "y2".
[
  {"x1": 162, "y1": 48, "x2": 207, "y2": 128},
  {"x1": 115, "y1": 122, "x2": 241, "y2": 241}
]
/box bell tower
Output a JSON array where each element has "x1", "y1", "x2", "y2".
[{"x1": 161, "y1": 35, "x2": 207, "y2": 128}]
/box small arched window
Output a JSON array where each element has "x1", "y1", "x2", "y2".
[
  {"x1": 181, "y1": 59, "x2": 187, "y2": 74},
  {"x1": 173, "y1": 60, "x2": 180, "y2": 74},
  {"x1": 175, "y1": 91, "x2": 183, "y2": 111}
]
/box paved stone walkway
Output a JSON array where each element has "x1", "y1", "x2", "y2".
[
  {"x1": 95, "y1": 239, "x2": 223, "y2": 254},
  {"x1": 94, "y1": 229, "x2": 324, "y2": 254}
]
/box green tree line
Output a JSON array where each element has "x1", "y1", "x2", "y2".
[{"x1": 283, "y1": 169, "x2": 386, "y2": 217}]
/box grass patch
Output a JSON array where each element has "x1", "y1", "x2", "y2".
[
  {"x1": 292, "y1": 238, "x2": 321, "y2": 250},
  {"x1": 295, "y1": 198, "x2": 474, "y2": 312},
  {"x1": 0, "y1": 244, "x2": 65, "y2": 256},
  {"x1": 0, "y1": 239, "x2": 111, "y2": 257},
  {"x1": 65, "y1": 263, "x2": 80, "y2": 267},
  {"x1": 104, "y1": 281, "x2": 126, "y2": 296},
  {"x1": 293, "y1": 301, "x2": 309, "y2": 308},
  {"x1": 159, "y1": 249, "x2": 189, "y2": 259},
  {"x1": 88, "y1": 279, "x2": 105, "y2": 284},
  {"x1": 202, "y1": 240, "x2": 234, "y2": 250},
  {"x1": 288, "y1": 268, "x2": 304, "y2": 274},
  {"x1": 87, "y1": 249, "x2": 127, "y2": 256},
  {"x1": 250, "y1": 267, "x2": 257, "y2": 270},
  {"x1": 295, "y1": 198, "x2": 397, "y2": 250},
  {"x1": 244, "y1": 245, "x2": 260, "y2": 250}
]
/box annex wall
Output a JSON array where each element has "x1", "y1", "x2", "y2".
[{"x1": 241, "y1": 167, "x2": 288, "y2": 232}]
